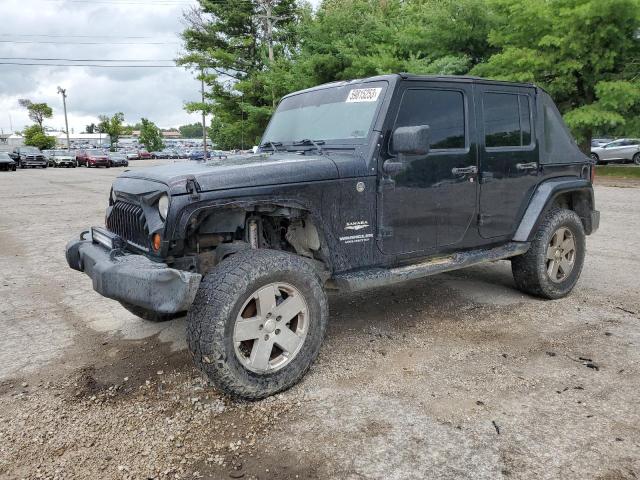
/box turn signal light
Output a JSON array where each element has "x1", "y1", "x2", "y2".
[{"x1": 152, "y1": 233, "x2": 162, "y2": 252}]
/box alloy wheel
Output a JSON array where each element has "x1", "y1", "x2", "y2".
[
  {"x1": 546, "y1": 227, "x2": 576, "y2": 283},
  {"x1": 233, "y1": 282, "x2": 309, "y2": 373}
]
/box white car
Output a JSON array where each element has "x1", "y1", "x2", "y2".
[{"x1": 591, "y1": 138, "x2": 640, "y2": 165}]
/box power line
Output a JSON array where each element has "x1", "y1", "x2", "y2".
[
  {"x1": 0, "y1": 57, "x2": 176, "y2": 62},
  {"x1": 0, "y1": 33, "x2": 173, "y2": 39},
  {"x1": 0, "y1": 39, "x2": 181, "y2": 45},
  {"x1": 0, "y1": 62, "x2": 180, "y2": 68}
]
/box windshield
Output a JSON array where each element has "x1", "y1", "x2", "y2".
[
  {"x1": 262, "y1": 81, "x2": 387, "y2": 146},
  {"x1": 22, "y1": 147, "x2": 40, "y2": 153},
  {"x1": 51, "y1": 150, "x2": 68, "y2": 155}
]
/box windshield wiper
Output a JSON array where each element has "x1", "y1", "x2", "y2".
[
  {"x1": 259, "y1": 141, "x2": 282, "y2": 152},
  {"x1": 292, "y1": 138, "x2": 325, "y2": 154}
]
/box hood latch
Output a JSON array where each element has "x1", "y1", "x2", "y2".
[{"x1": 186, "y1": 175, "x2": 201, "y2": 200}]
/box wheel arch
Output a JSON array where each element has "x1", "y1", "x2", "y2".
[
  {"x1": 513, "y1": 178, "x2": 595, "y2": 242},
  {"x1": 172, "y1": 198, "x2": 335, "y2": 273}
]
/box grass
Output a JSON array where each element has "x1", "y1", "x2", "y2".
[{"x1": 595, "y1": 165, "x2": 640, "y2": 178}]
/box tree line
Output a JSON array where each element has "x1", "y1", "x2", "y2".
[
  {"x1": 179, "y1": 0, "x2": 640, "y2": 152},
  {"x1": 16, "y1": 101, "x2": 202, "y2": 152}
]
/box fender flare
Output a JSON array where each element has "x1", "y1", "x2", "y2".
[{"x1": 513, "y1": 178, "x2": 594, "y2": 242}]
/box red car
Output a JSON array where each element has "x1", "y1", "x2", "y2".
[
  {"x1": 76, "y1": 150, "x2": 111, "y2": 168},
  {"x1": 137, "y1": 150, "x2": 152, "y2": 160}
]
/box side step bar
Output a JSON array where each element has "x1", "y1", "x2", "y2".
[{"x1": 331, "y1": 242, "x2": 530, "y2": 292}]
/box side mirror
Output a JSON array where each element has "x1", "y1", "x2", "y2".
[{"x1": 392, "y1": 125, "x2": 430, "y2": 156}]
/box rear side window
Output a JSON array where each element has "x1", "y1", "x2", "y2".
[
  {"x1": 484, "y1": 92, "x2": 532, "y2": 148},
  {"x1": 395, "y1": 89, "x2": 466, "y2": 149}
]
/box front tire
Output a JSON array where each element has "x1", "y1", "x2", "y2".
[
  {"x1": 187, "y1": 249, "x2": 328, "y2": 400},
  {"x1": 512, "y1": 208, "x2": 586, "y2": 299}
]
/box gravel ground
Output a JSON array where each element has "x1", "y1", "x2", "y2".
[{"x1": 0, "y1": 163, "x2": 639, "y2": 480}]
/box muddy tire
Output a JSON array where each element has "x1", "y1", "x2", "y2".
[
  {"x1": 512, "y1": 208, "x2": 585, "y2": 299},
  {"x1": 119, "y1": 302, "x2": 182, "y2": 322},
  {"x1": 187, "y1": 249, "x2": 328, "y2": 400}
]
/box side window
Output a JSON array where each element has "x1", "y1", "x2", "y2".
[
  {"x1": 394, "y1": 89, "x2": 465, "y2": 150},
  {"x1": 484, "y1": 92, "x2": 532, "y2": 148}
]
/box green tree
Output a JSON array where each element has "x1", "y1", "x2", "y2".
[
  {"x1": 472, "y1": 0, "x2": 640, "y2": 152},
  {"x1": 18, "y1": 99, "x2": 53, "y2": 130},
  {"x1": 85, "y1": 123, "x2": 97, "y2": 134},
  {"x1": 22, "y1": 124, "x2": 56, "y2": 150},
  {"x1": 98, "y1": 112, "x2": 126, "y2": 150},
  {"x1": 178, "y1": 122, "x2": 204, "y2": 138},
  {"x1": 139, "y1": 118, "x2": 165, "y2": 152},
  {"x1": 179, "y1": 0, "x2": 302, "y2": 150}
]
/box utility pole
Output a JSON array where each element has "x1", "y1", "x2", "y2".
[
  {"x1": 201, "y1": 67, "x2": 207, "y2": 160},
  {"x1": 57, "y1": 86, "x2": 71, "y2": 151},
  {"x1": 257, "y1": 0, "x2": 286, "y2": 107}
]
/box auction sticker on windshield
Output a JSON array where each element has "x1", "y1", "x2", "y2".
[{"x1": 346, "y1": 88, "x2": 382, "y2": 103}]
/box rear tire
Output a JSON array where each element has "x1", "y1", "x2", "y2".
[
  {"x1": 187, "y1": 249, "x2": 328, "y2": 400},
  {"x1": 634, "y1": 153, "x2": 640, "y2": 165},
  {"x1": 512, "y1": 208, "x2": 585, "y2": 299}
]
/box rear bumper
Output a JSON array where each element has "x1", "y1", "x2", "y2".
[{"x1": 65, "y1": 230, "x2": 202, "y2": 314}]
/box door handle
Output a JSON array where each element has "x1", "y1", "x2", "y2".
[
  {"x1": 516, "y1": 162, "x2": 538, "y2": 171},
  {"x1": 451, "y1": 166, "x2": 478, "y2": 175}
]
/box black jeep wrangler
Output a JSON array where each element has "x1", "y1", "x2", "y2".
[{"x1": 66, "y1": 74, "x2": 599, "y2": 400}]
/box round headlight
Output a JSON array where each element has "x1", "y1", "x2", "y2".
[{"x1": 158, "y1": 194, "x2": 169, "y2": 220}]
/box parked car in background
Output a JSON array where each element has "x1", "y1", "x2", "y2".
[
  {"x1": 76, "y1": 149, "x2": 111, "y2": 168},
  {"x1": 151, "y1": 150, "x2": 170, "y2": 159},
  {"x1": 0, "y1": 152, "x2": 17, "y2": 171},
  {"x1": 125, "y1": 151, "x2": 139, "y2": 161},
  {"x1": 591, "y1": 138, "x2": 614, "y2": 148},
  {"x1": 46, "y1": 149, "x2": 77, "y2": 168},
  {"x1": 188, "y1": 150, "x2": 211, "y2": 161},
  {"x1": 108, "y1": 152, "x2": 129, "y2": 167},
  {"x1": 590, "y1": 138, "x2": 640, "y2": 164},
  {"x1": 10, "y1": 146, "x2": 47, "y2": 168},
  {"x1": 138, "y1": 151, "x2": 152, "y2": 160}
]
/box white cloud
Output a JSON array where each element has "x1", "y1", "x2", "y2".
[
  {"x1": 0, "y1": 0, "x2": 324, "y2": 134},
  {"x1": 0, "y1": 0, "x2": 203, "y2": 132}
]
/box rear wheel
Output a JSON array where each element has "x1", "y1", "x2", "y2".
[
  {"x1": 512, "y1": 208, "x2": 585, "y2": 299},
  {"x1": 634, "y1": 153, "x2": 640, "y2": 165},
  {"x1": 187, "y1": 249, "x2": 328, "y2": 400},
  {"x1": 590, "y1": 153, "x2": 599, "y2": 163}
]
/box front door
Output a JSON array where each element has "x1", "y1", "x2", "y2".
[
  {"x1": 378, "y1": 83, "x2": 478, "y2": 255},
  {"x1": 477, "y1": 86, "x2": 539, "y2": 239}
]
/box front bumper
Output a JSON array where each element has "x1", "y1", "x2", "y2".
[{"x1": 65, "y1": 230, "x2": 202, "y2": 314}]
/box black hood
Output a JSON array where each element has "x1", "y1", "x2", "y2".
[{"x1": 118, "y1": 153, "x2": 341, "y2": 195}]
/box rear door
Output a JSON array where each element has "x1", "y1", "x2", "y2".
[{"x1": 477, "y1": 86, "x2": 539, "y2": 239}]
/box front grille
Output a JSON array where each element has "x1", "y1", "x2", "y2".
[{"x1": 106, "y1": 202, "x2": 149, "y2": 250}]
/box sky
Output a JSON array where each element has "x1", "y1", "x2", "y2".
[{"x1": 0, "y1": 0, "x2": 320, "y2": 134}]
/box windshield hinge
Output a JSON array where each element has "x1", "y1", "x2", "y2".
[
  {"x1": 186, "y1": 175, "x2": 201, "y2": 200},
  {"x1": 377, "y1": 177, "x2": 396, "y2": 193}
]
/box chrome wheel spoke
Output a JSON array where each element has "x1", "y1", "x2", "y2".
[
  {"x1": 275, "y1": 327, "x2": 304, "y2": 354},
  {"x1": 561, "y1": 236, "x2": 575, "y2": 253},
  {"x1": 255, "y1": 285, "x2": 278, "y2": 317},
  {"x1": 273, "y1": 295, "x2": 306, "y2": 323},
  {"x1": 233, "y1": 317, "x2": 263, "y2": 342},
  {"x1": 548, "y1": 259, "x2": 560, "y2": 279},
  {"x1": 249, "y1": 337, "x2": 274, "y2": 371}
]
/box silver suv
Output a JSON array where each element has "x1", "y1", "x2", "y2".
[{"x1": 590, "y1": 138, "x2": 640, "y2": 165}]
